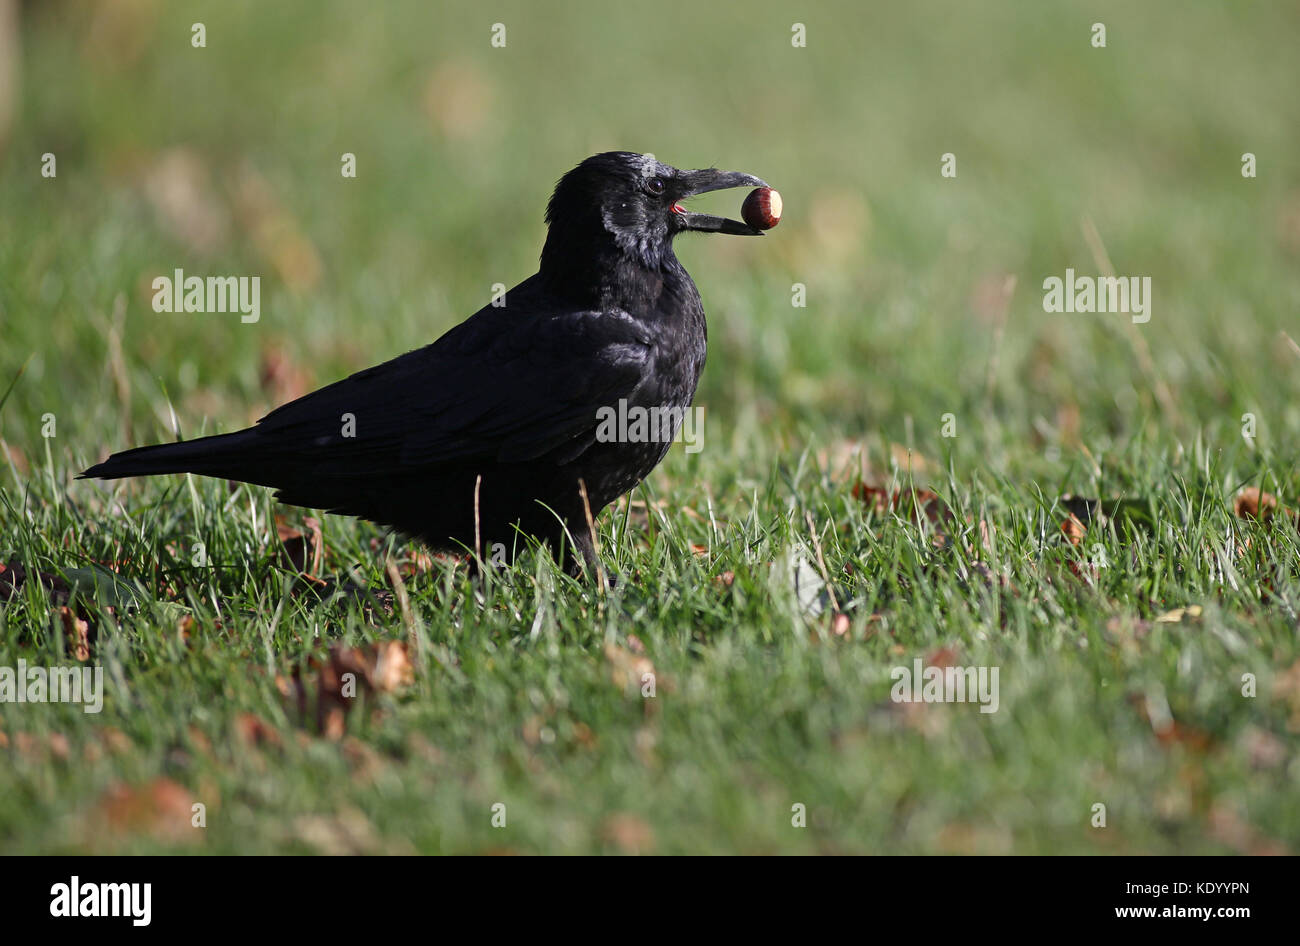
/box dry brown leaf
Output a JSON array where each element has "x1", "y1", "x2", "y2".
[
  {"x1": 1234, "y1": 486, "x2": 1298, "y2": 527},
  {"x1": 282, "y1": 641, "x2": 414, "y2": 739},
  {"x1": 57, "y1": 606, "x2": 92, "y2": 661},
  {"x1": 936, "y1": 821, "x2": 1012, "y2": 855},
  {"x1": 1066, "y1": 559, "x2": 1099, "y2": 585},
  {"x1": 604, "y1": 643, "x2": 655, "y2": 693},
  {"x1": 600, "y1": 813, "x2": 655, "y2": 854},
  {"x1": 1234, "y1": 486, "x2": 1277, "y2": 521},
  {"x1": 1105, "y1": 615, "x2": 1153, "y2": 640},
  {"x1": 1207, "y1": 804, "x2": 1289, "y2": 856},
  {"x1": 852, "y1": 484, "x2": 952, "y2": 544},
  {"x1": 368, "y1": 640, "x2": 415, "y2": 693},
  {"x1": 815, "y1": 438, "x2": 871, "y2": 484},
  {"x1": 925, "y1": 646, "x2": 960, "y2": 669},
  {"x1": 1272, "y1": 658, "x2": 1300, "y2": 731},
  {"x1": 1241, "y1": 727, "x2": 1287, "y2": 770},
  {"x1": 186, "y1": 725, "x2": 213, "y2": 758},
  {"x1": 1154, "y1": 721, "x2": 1213, "y2": 753},
  {"x1": 233, "y1": 711, "x2": 281, "y2": 749},
  {"x1": 94, "y1": 777, "x2": 199, "y2": 845},
  {"x1": 395, "y1": 548, "x2": 435, "y2": 580},
  {"x1": 3, "y1": 731, "x2": 75, "y2": 759},
  {"x1": 0, "y1": 439, "x2": 28, "y2": 475},
  {"x1": 276, "y1": 514, "x2": 324, "y2": 577},
  {"x1": 100, "y1": 727, "x2": 131, "y2": 755},
  {"x1": 291, "y1": 807, "x2": 382, "y2": 855},
  {"x1": 259, "y1": 342, "x2": 314, "y2": 406},
  {"x1": 1061, "y1": 513, "x2": 1086, "y2": 546},
  {"x1": 1129, "y1": 694, "x2": 1214, "y2": 753}
]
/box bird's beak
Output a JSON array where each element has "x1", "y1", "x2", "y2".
[{"x1": 671, "y1": 168, "x2": 770, "y2": 236}]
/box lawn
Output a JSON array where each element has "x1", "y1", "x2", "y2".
[{"x1": 1, "y1": 0, "x2": 1298, "y2": 854}]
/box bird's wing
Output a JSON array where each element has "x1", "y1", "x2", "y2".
[{"x1": 250, "y1": 302, "x2": 652, "y2": 477}]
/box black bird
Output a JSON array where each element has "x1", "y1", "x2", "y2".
[{"x1": 81, "y1": 152, "x2": 771, "y2": 576}]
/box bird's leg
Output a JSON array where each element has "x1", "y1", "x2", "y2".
[
  {"x1": 566, "y1": 532, "x2": 625, "y2": 588},
  {"x1": 562, "y1": 530, "x2": 599, "y2": 580}
]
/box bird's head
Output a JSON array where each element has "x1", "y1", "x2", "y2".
[{"x1": 542, "y1": 152, "x2": 768, "y2": 277}]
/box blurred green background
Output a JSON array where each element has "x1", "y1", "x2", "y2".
[
  {"x1": 4, "y1": 0, "x2": 1298, "y2": 463},
  {"x1": 1, "y1": 1, "x2": 1298, "y2": 855}
]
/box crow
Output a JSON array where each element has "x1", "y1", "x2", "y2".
[{"x1": 81, "y1": 152, "x2": 771, "y2": 576}]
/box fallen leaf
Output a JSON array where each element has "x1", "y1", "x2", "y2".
[
  {"x1": 600, "y1": 813, "x2": 655, "y2": 854},
  {"x1": 57, "y1": 606, "x2": 92, "y2": 660},
  {"x1": 604, "y1": 643, "x2": 655, "y2": 694},
  {"x1": 1154, "y1": 721, "x2": 1213, "y2": 753},
  {"x1": 1271, "y1": 659, "x2": 1300, "y2": 731},
  {"x1": 291, "y1": 807, "x2": 383, "y2": 855},
  {"x1": 1105, "y1": 615, "x2": 1153, "y2": 640},
  {"x1": 283, "y1": 641, "x2": 414, "y2": 738},
  {"x1": 367, "y1": 640, "x2": 415, "y2": 693},
  {"x1": 233, "y1": 712, "x2": 281, "y2": 749},
  {"x1": 259, "y1": 342, "x2": 314, "y2": 405},
  {"x1": 93, "y1": 777, "x2": 199, "y2": 845},
  {"x1": 1129, "y1": 693, "x2": 1213, "y2": 753},
  {"x1": 100, "y1": 727, "x2": 131, "y2": 755},
  {"x1": 815, "y1": 438, "x2": 871, "y2": 484},
  {"x1": 1059, "y1": 495, "x2": 1155, "y2": 534},
  {"x1": 1241, "y1": 727, "x2": 1286, "y2": 769},
  {"x1": 1207, "y1": 804, "x2": 1289, "y2": 856},
  {"x1": 276, "y1": 514, "x2": 324, "y2": 577},
  {"x1": 936, "y1": 821, "x2": 1012, "y2": 855},
  {"x1": 926, "y1": 646, "x2": 961, "y2": 669},
  {"x1": 853, "y1": 483, "x2": 953, "y2": 546},
  {"x1": 1234, "y1": 486, "x2": 1298, "y2": 527}
]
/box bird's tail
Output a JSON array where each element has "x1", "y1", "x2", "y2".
[{"x1": 80, "y1": 430, "x2": 266, "y2": 483}]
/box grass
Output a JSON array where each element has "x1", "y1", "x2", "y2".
[{"x1": 1, "y1": 0, "x2": 1298, "y2": 854}]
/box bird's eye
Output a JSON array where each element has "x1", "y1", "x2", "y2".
[{"x1": 646, "y1": 177, "x2": 666, "y2": 195}]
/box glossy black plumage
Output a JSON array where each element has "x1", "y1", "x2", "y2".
[{"x1": 81, "y1": 152, "x2": 769, "y2": 575}]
